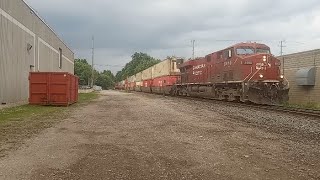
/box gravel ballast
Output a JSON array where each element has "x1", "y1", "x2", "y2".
[{"x1": 0, "y1": 90, "x2": 319, "y2": 180}]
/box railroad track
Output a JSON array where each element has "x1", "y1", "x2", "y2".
[
  {"x1": 128, "y1": 90, "x2": 320, "y2": 118},
  {"x1": 256, "y1": 105, "x2": 320, "y2": 118},
  {"x1": 134, "y1": 92, "x2": 320, "y2": 118},
  {"x1": 182, "y1": 96, "x2": 320, "y2": 118}
]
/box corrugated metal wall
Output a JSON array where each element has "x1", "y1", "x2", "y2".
[
  {"x1": 278, "y1": 49, "x2": 320, "y2": 104},
  {"x1": 0, "y1": 0, "x2": 74, "y2": 104}
]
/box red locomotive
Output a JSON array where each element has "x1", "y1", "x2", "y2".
[
  {"x1": 173, "y1": 42, "x2": 289, "y2": 104},
  {"x1": 121, "y1": 42, "x2": 289, "y2": 105}
]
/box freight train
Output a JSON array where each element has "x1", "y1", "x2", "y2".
[{"x1": 116, "y1": 42, "x2": 289, "y2": 105}]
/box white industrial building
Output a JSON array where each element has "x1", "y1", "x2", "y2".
[{"x1": 0, "y1": 0, "x2": 74, "y2": 106}]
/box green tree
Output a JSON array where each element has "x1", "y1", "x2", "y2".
[
  {"x1": 74, "y1": 59, "x2": 92, "y2": 86},
  {"x1": 115, "y1": 52, "x2": 161, "y2": 82},
  {"x1": 96, "y1": 70, "x2": 115, "y2": 89},
  {"x1": 75, "y1": 59, "x2": 115, "y2": 89}
]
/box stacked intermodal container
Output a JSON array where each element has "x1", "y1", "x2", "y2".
[
  {"x1": 29, "y1": 72, "x2": 78, "y2": 106},
  {"x1": 118, "y1": 80, "x2": 125, "y2": 90},
  {"x1": 135, "y1": 72, "x2": 142, "y2": 91},
  {"x1": 127, "y1": 75, "x2": 136, "y2": 91},
  {"x1": 151, "y1": 59, "x2": 180, "y2": 94},
  {"x1": 141, "y1": 67, "x2": 153, "y2": 92},
  {"x1": 118, "y1": 58, "x2": 181, "y2": 94}
]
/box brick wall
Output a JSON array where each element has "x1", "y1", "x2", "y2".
[{"x1": 278, "y1": 49, "x2": 320, "y2": 104}]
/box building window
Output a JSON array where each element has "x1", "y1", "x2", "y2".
[{"x1": 59, "y1": 48, "x2": 62, "y2": 69}]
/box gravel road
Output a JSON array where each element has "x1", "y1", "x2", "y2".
[{"x1": 0, "y1": 90, "x2": 319, "y2": 180}]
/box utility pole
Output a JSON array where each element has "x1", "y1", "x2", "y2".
[
  {"x1": 91, "y1": 36, "x2": 95, "y2": 87},
  {"x1": 191, "y1": 40, "x2": 195, "y2": 60},
  {"x1": 280, "y1": 40, "x2": 286, "y2": 56},
  {"x1": 280, "y1": 40, "x2": 286, "y2": 75}
]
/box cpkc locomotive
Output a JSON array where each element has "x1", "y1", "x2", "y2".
[{"x1": 119, "y1": 42, "x2": 289, "y2": 105}]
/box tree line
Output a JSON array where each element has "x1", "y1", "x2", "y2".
[
  {"x1": 74, "y1": 59, "x2": 115, "y2": 89},
  {"x1": 74, "y1": 52, "x2": 160, "y2": 89},
  {"x1": 115, "y1": 52, "x2": 161, "y2": 82}
]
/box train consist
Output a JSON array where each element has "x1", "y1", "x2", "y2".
[
  {"x1": 115, "y1": 58, "x2": 180, "y2": 94},
  {"x1": 116, "y1": 42, "x2": 289, "y2": 105}
]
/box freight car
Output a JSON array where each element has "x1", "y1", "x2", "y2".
[
  {"x1": 137, "y1": 58, "x2": 180, "y2": 94},
  {"x1": 150, "y1": 58, "x2": 180, "y2": 94},
  {"x1": 127, "y1": 75, "x2": 136, "y2": 91},
  {"x1": 173, "y1": 42, "x2": 289, "y2": 105},
  {"x1": 115, "y1": 80, "x2": 126, "y2": 90}
]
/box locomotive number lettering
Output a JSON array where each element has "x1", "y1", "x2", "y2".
[
  {"x1": 224, "y1": 61, "x2": 232, "y2": 66},
  {"x1": 193, "y1": 71, "x2": 203, "y2": 75}
]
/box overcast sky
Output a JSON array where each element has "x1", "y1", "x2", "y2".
[{"x1": 25, "y1": 0, "x2": 320, "y2": 73}]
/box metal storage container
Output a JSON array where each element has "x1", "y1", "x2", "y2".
[
  {"x1": 135, "y1": 72, "x2": 142, "y2": 81},
  {"x1": 152, "y1": 59, "x2": 180, "y2": 79},
  {"x1": 141, "y1": 67, "x2": 153, "y2": 80},
  {"x1": 128, "y1": 75, "x2": 136, "y2": 83},
  {"x1": 29, "y1": 72, "x2": 79, "y2": 106}
]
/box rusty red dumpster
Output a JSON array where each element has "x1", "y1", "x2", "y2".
[{"x1": 29, "y1": 72, "x2": 79, "y2": 106}]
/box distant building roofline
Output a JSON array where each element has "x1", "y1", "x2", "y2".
[
  {"x1": 22, "y1": 0, "x2": 74, "y2": 54},
  {"x1": 278, "y1": 49, "x2": 320, "y2": 58}
]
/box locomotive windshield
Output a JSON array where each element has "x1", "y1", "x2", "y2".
[
  {"x1": 236, "y1": 47, "x2": 271, "y2": 55},
  {"x1": 256, "y1": 48, "x2": 270, "y2": 54},
  {"x1": 236, "y1": 47, "x2": 255, "y2": 55}
]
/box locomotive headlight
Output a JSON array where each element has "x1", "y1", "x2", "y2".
[
  {"x1": 280, "y1": 75, "x2": 284, "y2": 79},
  {"x1": 259, "y1": 74, "x2": 264, "y2": 78},
  {"x1": 263, "y1": 56, "x2": 267, "y2": 62}
]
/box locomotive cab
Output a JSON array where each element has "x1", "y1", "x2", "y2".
[{"x1": 232, "y1": 43, "x2": 289, "y2": 104}]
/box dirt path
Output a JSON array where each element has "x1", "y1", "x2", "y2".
[{"x1": 0, "y1": 90, "x2": 319, "y2": 180}]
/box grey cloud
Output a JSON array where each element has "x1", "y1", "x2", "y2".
[{"x1": 25, "y1": 0, "x2": 320, "y2": 73}]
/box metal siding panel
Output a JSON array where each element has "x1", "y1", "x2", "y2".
[
  {"x1": 3, "y1": 18, "x2": 34, "y2": 103},
  {"x1": 52, "y1": 49, "x2": 59, "y2": 71},
  {"x1": 0, "y1": 13, "x2": 4, "y2": 103},
  {"x1": 1, "y1": 13, "x2": 13, "y2": 103},
  {"x1": 12, "y1": 23, "x2": 19, "y2": 102},
  {"x1": 35, "y1": 19, "x2": 74, "y2": 73},
  {"x1": 0, "y1": 0, "x2": 74, "y2": 104}
]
